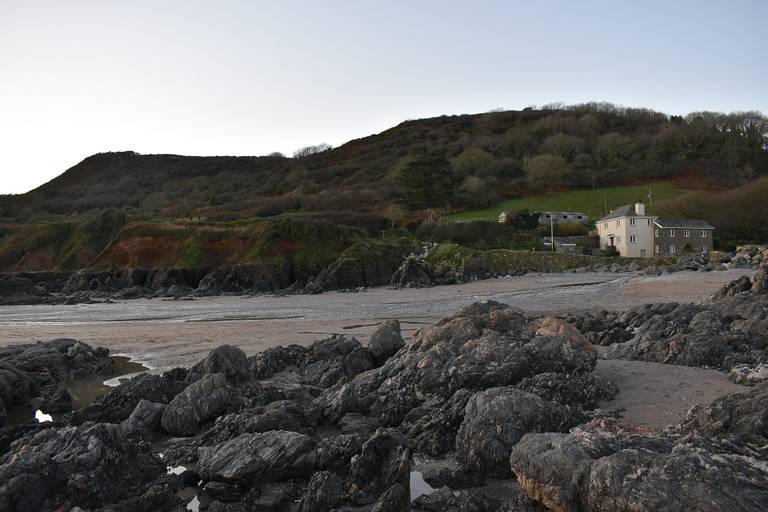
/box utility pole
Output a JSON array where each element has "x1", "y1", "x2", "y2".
[{"x1": 550, "y1": 216, "x2": 555, "y2": 253}]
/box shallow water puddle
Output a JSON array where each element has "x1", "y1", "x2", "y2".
[
  {"x1": 5, "y1": 355, "x2": 148, "y2": 427},
  {"x1": 410, "y1": 471, "x2": 436, "y2": 501}
]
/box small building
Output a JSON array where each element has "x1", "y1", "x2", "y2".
[
  {"x1": 498, "y1": 211, "x2": 510, "y2": 224},
  {"x1": 653, "y1": 219, "x2": 714, "y2": 256},
  {"x1": 596, "y1": 202, "x2": 656, "y2": 258},
  {"x1": 543, "y1": 235, "x2": 599, "y2": 255},
  {"x1": 537, "y1": 211, "x2": 589, "y2": 225}
]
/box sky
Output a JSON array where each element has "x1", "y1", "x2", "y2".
[{"x1": 1, "y1": 1, "x2": 766, "y2": 194}]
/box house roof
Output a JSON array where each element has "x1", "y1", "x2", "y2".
[
  {"x1": 537, "y1": 211, "x2": 586, "y2": 216},
  {"x1": 598, "y1": 204, "x2": 645, "y2": 221},
  {"x1": 654, "y1": 218, "x2": 714, "y2": 229}
]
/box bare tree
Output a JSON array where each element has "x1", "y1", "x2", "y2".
[{"x1": 293, "y1": 143, "x2": 333, "y2": 158}]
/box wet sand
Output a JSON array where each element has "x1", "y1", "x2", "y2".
[{"x1": 0, "y1": 269, "x2": 752, "y2": 370}]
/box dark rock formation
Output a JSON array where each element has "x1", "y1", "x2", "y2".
[
  {"x1": 120, "y1": 399, "x2": 166, "y2": 437},
  {"x1": 197, "y1": 430, "x2": 315, "y2": 483},
  {"x1": 293, "y1": 470, "x2": 345, "y2": 512},
  {"x1": 367, "y1": 319, "x2": 405, "y2": 366},
  {"x1": 189, "y1": 344, "x2": 250, "y2": 383},
  {"x1": 455, "y1": 387, "x2": 577, "y2": 478},
  {"x1": 390, "y1": 255, "x2": 434, "y2": 289},
  {"x1": 0, "y1": 339, "x2": 112, "y2": 425},
  {"x1": 0, "y1": 423, "x2": 164, "y2": 512},
  {"x1": 411, "y1": 486, "x2": 505, "y2": 512},
  {"x1": 510, "y1": 418, "x2": 768, "y2": 512},
  {"x1": 161, "y1": 373, "x2": 242, "y2": 435},
  {"x1": 347, "y1": 428, "x2": 410, "y2": 503}
]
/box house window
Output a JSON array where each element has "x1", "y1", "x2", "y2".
[
  {"x1": 702, "y1": 244, "x2": 708, "y2": 253},
  {"x1": 617, "y1": 219, "x2": 621, "y2": 227},
  {"x1": 669, "y1": 229, "x2": 675, "y2": 237},
  {"x1": 604, "y1": 223, "x2": 608, "y2": 229},
  {"x1": 701, "y1": 230, "x2": 707, "y2": 237},
  {"x1": 577, "y1": 215, "x2": 583, "y2": 219},
  {"x1": 617, "y1": 236, "x2": 622, "y2": 243},
  {"x1": 655, "y1": 245, "x2": 659, "y2": 254},
  {"x1": 655, "y1": 229, "x2": 659, "y2": 237},
  {"x1": 669, "y1": 244, "x2": 676, "y2": 254},
  {"x1": 684, "y1": 229, "x2": 690, "y2": 237},
  {"x1": 629, "y1": 235, "x2": 636, "y2": 243},
  {"x1": 630, "y1": 218, "x2": 636, "y2": 226},
  {"x1": 647, "y1": 219, "x2": 652, "y2": 226}
]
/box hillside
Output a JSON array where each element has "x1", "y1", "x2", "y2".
[
  {"x1": 0, "y1": 103, "x2": 766, "y2": 272},
  {"x1": 1, "y1": 103, "x2": 766, "y2": 225},
  {"x1": 447, "y1": 183, "x2": 692, "y2": 221}
]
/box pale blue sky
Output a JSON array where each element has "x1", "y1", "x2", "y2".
[{"x1": 1, "y1": 0, "x2": 766, "y2": 193}]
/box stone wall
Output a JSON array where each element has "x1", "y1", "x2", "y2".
[{"x1": 459, "y1": 250, "x2": 665, "y2": 278}]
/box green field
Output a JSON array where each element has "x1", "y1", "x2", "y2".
[{"x1": 447, "y1": 183, "x2": 692, "y2": 222}]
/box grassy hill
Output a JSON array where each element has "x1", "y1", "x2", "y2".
[
  {"x1": 1, "y1": 103, "x2": 765, "y2": 224},
  {"x1": 0, "y1": 103, "x2": 765, "y2": 271},
  {"x1": 447, "y1": 183, "x2": 692, "y2": 222}
]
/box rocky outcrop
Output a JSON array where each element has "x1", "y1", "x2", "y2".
[
  {"x1": 455, "y1": 387, "x2": 577, "y2": 477},
  {"x1": 390, "y1": 255, "x2": 434, "y2": 289},
  {"x1": 161, "y1": 373, "x2": 241, "y2": 435},
  {"x1": 0, "y1": 339, "x2": 112, "y2": 423},
  {"x1": 510, "y1": 418, "x2": 768, "y2": 512},
  {"x1": 367, "y1": 319, "x2": 405, "y2": 366},
  {"x1": 249, "y1": 335, "x2": 374, "y2": 388},
  {"x1": 567, "y1": 273, "x2": 768, "y2": 373},
  {"x1": 0, "y1": 422, "x2": 164, "y2": 512},
  {"x1": 188, "y1": 344, "x2": 250, "y2": 383},
  {"x1": 197, "y1": 430, "x2": 315, "y2": 483}
]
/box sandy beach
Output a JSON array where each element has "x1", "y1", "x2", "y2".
[{"x1": 0, "y1": 269, "x2": 752, "y2": 370}]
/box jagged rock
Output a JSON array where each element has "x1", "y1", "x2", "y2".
[
  {"x1": 317, "y1": 301, "x2": 598, "y2": 431},
  {"x1": 678, "y1": 382, "x2": 768, "y2": 451},
  {"x1": 347, "y1": 428, "x2": 410, "y2": 501},
  {"x1": 754, "y1": 260, "x2": 768, "y2": 294},
  {"x1": 390, "y1": 256, "x2": 433, "y2": 289},
  {"x1": 399, "y1": 389, "x2": 473, "y2": 457},
  {"x1": 293, "y1": 470, "x2": 344, "y2": 512},
  {"x1": 202, "y1": 481, "x2": 241, "y2": 502},
  {"x1": 510, "y1": 420, "x2": 768, "y2": 512},
  {"x1": 249, "y1": 336, "x2": 373, "y2": 388},
  {"x1": 313, "y1": 433, "x2": 366, "y2": 477},
  {"x1": 197, "y1": 430, "x2": 315, "y2": 483},
  {"x1": 367, "y1": 320, "x2": 405, "y2": 366},
  {"x1": 339, "y1": 413, "x2": 380, "y2": 436},
  {"x1": 455, "y1": 387, "x2": 577, "y2": 478},
  {"x1": 120, "y1": 399, "x2": 166, "y2": 436},
  {"x1": 728, "y1": 364, "x2": 768, "y2": 385},
  {"x1": 189, "y1": 345, "x2": 250, "y2": 383},
  {"x1": 40, "y1": 383, "x2": 73, "y2": 414},
  {"x1": 0, "y1": 423, "x2": 163, "y2": 512},
  {"x1": 0, "y1": 361, "x2": 38, "y2": 425},
  {"x1": 161, "y1": 373, "x2": 241, "y2": 435},
  {"x1": 370, "y1": 483, "x2": 409, "y2": 512},
  {"x1": 70, "y1": 369, "x2": 187, "y2": 425},
  {"x1": 411, "y1": 486, "x2": 503, "y2": 512},
  {"x1": 515, "y1": 372, "x2": 617, "y2": 408}
]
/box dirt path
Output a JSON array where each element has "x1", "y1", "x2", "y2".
[{"x1": 597, "y1": 358, "x2": 747, "y2": 430}]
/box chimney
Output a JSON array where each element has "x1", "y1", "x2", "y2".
[{"x1": 634, "y1": 201, "x2": 645, "y2": 216}]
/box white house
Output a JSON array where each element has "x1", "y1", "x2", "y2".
[{"x1": 596, "y1": 202, "x2": 656, "y2": 258}]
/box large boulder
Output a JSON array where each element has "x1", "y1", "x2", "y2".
[
  {"x1": 367, "y1": 319, "x2": 405, "y2": 366},
  {"x1": 347, "y1": 428, "x2": 410, "y2": 502},
  {"x1": 293, "y1": 470, "x2": 345, "y2": 512},
  {"x1": 189, "y1": 345, "x2": 250, "y2": 383},
  {"x1": 0, "y1": 423, "x2": 163, "y2": 512},
  {"x1": 754, "y1": 260, "x2": 768, "y2": 294},
  {"x1": 510, "y1": 420, "x2": 768, "y2": 512},
  {"x1": 390, "y1": 256, "x2": 433, "y2": 289},
  {"x1": 456, "y1": 387, "x2": 577, "y2": 478},
  {"x1": 197, "y1": 430, "x2": 315, "y2": 483},
  {"x1": 120, "y1": 399, "x2": 166, "y2": 437},
  {"x1": 161, "y1": 373, "x2": 241, "y2": 435}
]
